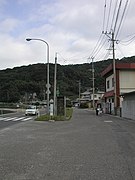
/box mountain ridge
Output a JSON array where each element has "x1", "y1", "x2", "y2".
[{"x1": 0, "y1": 56, "x2": 135, "y2": 102}]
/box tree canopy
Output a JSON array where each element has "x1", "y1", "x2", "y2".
[{"x1": 0, "y1": 56, "x2": 135, "y2": 102}]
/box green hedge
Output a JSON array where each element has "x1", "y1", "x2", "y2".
[
  {"x1": 79, "y1": 103, "x2": 89, "y2": 108},
  {"x1": 36, "y1": 108, "x2": 73, "y2": 121}
]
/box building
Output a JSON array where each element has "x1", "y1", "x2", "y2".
[
  {"x1": 122, "y1": 91, "x2": 135, "y2": 120},
  {"x1": 80, "y1": 89, "x2": 104, "y2": 108},
  {"x1": 101, "y1": 63, "x2": 135, "y2": 114}
]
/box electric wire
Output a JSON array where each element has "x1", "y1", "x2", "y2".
[
  {"x1": 102, "y1": 0, "x2": 107, "y2": 33},
  {"x1": 105, "y1": 0, "x2": 113, "y2": 32},
  {"x1": 110, "y1": 0, "x2": 119, "y2": 31},
  {"x1": 93, "y1": 38, "x2": 109, "y2": 58},
  {"x1": 96, "y1": 42, "x2": 112, "y2": 60},
  {"x1": 120, "y1": 33, "x2": 135, "y2": 43},
  {"x1": 117, "y1": 44, "x2": 125, "y2": 57},
  {"x1": 113, "y1": 0, "x2": 122, "y2": 33},
  {"x1": 90, "y1": 34, "x2": 106, "y2": 58},
  {"x1": 115, "y1": 0, "x2": 130, "y2": 39},
  {"x1": 56, "y1": 0, "x2": 132, "y2": 65},
  {"x1": 120, "y1": 36, "x2": 135, "y2": 45}
]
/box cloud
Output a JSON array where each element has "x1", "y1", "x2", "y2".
[
  {"x1": 0, "y1": 18, "x2": 20, "y2": 33},
  {"x1": 0, "y1": 0, "x2": 135, "y2": 69}
]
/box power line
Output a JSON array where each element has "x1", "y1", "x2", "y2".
[
  {"x1": 113, "y1": 0, "x2": 123, "y2": 33},
  {"x1": 117, "y1": 44, "x2": 125, "y2": 57},
  {"x1": 110, "y1": 0, "x2": 119, "y2": 31},
  {"x1": 105, "y1": 0, "x2": 113, "y2": 32},
  {"x1": 120, "y1": 33, "x2": 135, "y2": 44},
  {"x1": 94, "y1": 40, "x2": 110, "y2": 60},
  {"x1": 90, "y1": 34, "x2": 106, "y2": 58},
  {"x1": 102, "y1": 0, "x2": 107, "y2": 32},
  {"x1": 115, "y1": 0, "x2": 130, "y2": 39}
]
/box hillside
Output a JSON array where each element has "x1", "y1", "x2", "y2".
[{"x1": 0, "y1": 56, "x2": 135, "y2": 103}]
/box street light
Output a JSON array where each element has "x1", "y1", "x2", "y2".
[{"x1": 26, "y1": 38, "x2": 50, "y2": 114}]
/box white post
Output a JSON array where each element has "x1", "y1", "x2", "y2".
[{"x1": 54, "y1": 53, "x2": 57, "y2": 115}]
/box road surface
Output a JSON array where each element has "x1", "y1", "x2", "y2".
[
  {"x1": 0, "y1": 108, "x2": 135, "y2": 180},
  {"x1": 0, "y1": 108, "x2": 46, "y2": 130}
]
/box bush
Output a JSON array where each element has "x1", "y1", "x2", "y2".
[
  {"x1": 36, "y1": 108, "x2": 73, "y2": 121},
  {"x1": 79, "y1": 103, "x2": 89, "y2": 108}
]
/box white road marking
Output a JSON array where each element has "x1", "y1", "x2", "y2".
[
  {"x1": 0, "y1": 117, "x2": 5, "y2": 121},
  {"x1": 21, "y1": 117, "x2": 33, "y2": 121},
  {"x1": 104, "y1": 120, "x2": 113, "y2": 123},
  {"x1": 4, "y1": 117, "x2": 17, "y2": 121},
  {"x1": 12, "y1": 117, "x2": 26, "y2": 121},
  {"x1": 0, "y1": 116, "x2": 33, "y2": 122}
]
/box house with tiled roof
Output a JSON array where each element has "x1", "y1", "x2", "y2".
[{"x1": 101, "y1": 63, "x2": 135, "y2": 114}]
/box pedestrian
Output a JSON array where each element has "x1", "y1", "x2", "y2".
[{"x1": 96, "y1": 103, "x2": 101, "y2": 115}]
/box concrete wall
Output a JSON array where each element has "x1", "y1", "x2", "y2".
[
  {"x1": 122, "y1": 100, "x2": 135, "y2": 120},
  {"x1": 120, "y1": 70, "x2": 135, "y2": 94}
]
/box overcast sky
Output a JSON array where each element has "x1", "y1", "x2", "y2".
[{"x1": 0, "y1": 0, "x2": 135, "y2": 70}]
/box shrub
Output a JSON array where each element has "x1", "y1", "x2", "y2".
[
  {"x1": 79, "y1": 103, "x2": 89, "y2": 108},
  {"x1": 36, "y1": 107, "x2": 73, "y2": 121}
]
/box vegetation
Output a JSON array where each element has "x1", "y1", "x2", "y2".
[
  {"x1": 80, "y1": 103, "x2": 89, "y2": 108},
  {"x1": 0, "y1": 56, "x2": 135, "y2": 103},
  {"x1": 36, "y1": 107, "x2": 73, "y2": 121}
]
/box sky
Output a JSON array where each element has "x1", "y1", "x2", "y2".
[{"x1": 0, "y1": 0, "x2": 135, "y2": 70}]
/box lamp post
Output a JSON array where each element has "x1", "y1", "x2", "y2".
[
  {"x1": 53, "y1": 52, "x2": 57, "y2": 115},
  {"x1": 26, "y1": 38, "x2": 50, "y2": 114}
]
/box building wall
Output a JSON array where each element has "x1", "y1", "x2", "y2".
[
  {"x1": 91, "y1": 93, "x2": 104, "y2": 101},
  {"x1": 122, "y1": 93, "x2": 135, "y2": 120},
  {"x1": 106, "y1": 74, "x2": 114, "y2": 92},
  {"x1": 120, "y1": 70, "x2": 135, "y2": 94},
  {"x1": 122, "y1": 100, "x2": 135, "y2": 120}
]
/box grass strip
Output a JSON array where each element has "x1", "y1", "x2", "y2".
[{"x1": 36, "y1": 108, "x2": 73, "y2": 121}]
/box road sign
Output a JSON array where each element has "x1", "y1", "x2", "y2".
[
  {"x1": 46, "y1": 84, "x2": 51, "y2": 88},
  {"x1": 46, "y1": 90, "x2": 51, "y2": 94}
]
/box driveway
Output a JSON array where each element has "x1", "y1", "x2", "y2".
[{"x1": 0, "y1": 108, "x2": 135, "y2": 180}]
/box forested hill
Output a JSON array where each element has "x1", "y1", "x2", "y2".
[{"x1": 0, "y1": 56, "x2": 135, "y2": 103}]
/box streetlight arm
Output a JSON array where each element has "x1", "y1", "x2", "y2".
[
  {"x1": 26, "y1": 38, "x2": 49, "y2": 47},
  {"x1": 26, "y1": 37, "x2": 50, "y2": 114}
]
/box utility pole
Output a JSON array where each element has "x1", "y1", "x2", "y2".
[
  {"x1": 54, "y1": 52, "x2": 57, "y2": 115},
  {"x1": 112, "y1": 32, "x2": 117, "y2": 115},
  {"x1": 88, "y1": 56, "x2": 95, "y2": 109},
  {"x1": 91, "y1": 57, "x2": 95, "y2": 110},
  {"x1": 103, "y1": 31, "x2": 117, "y2": 115},
  {"x1": 78, "y1": 80, "x2": 81, "y2": 107}
]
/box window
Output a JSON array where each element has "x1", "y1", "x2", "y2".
[
  {"x1": 112, "y1": 78, "x2": 114, "y2": 87},
  {"x1": 107, "y1": 80, "x2": 110, "y2": 89}
]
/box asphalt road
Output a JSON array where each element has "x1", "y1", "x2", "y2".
[
  {"x1": 0, "y1": 108, "x2": 135, "y2": 180},
  {"x1": 0, "y1": 108, "x2": 46, "y2": 130}
]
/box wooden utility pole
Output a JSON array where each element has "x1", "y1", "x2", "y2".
[
  {"x1": 104, "y1": 31, "x2": 117, "y2": 115},
  {"x1": 91, "y1": 57, "x2": 95, "y2": 109},
  {"x1": 112, "y1": 32, "x2": 117, "y2": 115},
  {"x1": 79, "y1": 80, "x2": 81, "y2": 107}
]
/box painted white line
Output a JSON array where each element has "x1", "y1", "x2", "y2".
[
  {"x1": 12, "y1": 117, "x2": 25, "y2": 121},
  {"x1": 0, "y1": 116, "x2": 33, "y2": 122},
  {"x1": 0, "y1": 117, "x2": 5, "y2": 121},
  {"x1": 104, "y1": 120, "x2": 113, "y2": 123},
  {"x1": 21, "y1": 117, "x2": 33, "y2": 121},
  {"x1": 4, "y1": 117, "x2": 17, "y2": 121}
]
